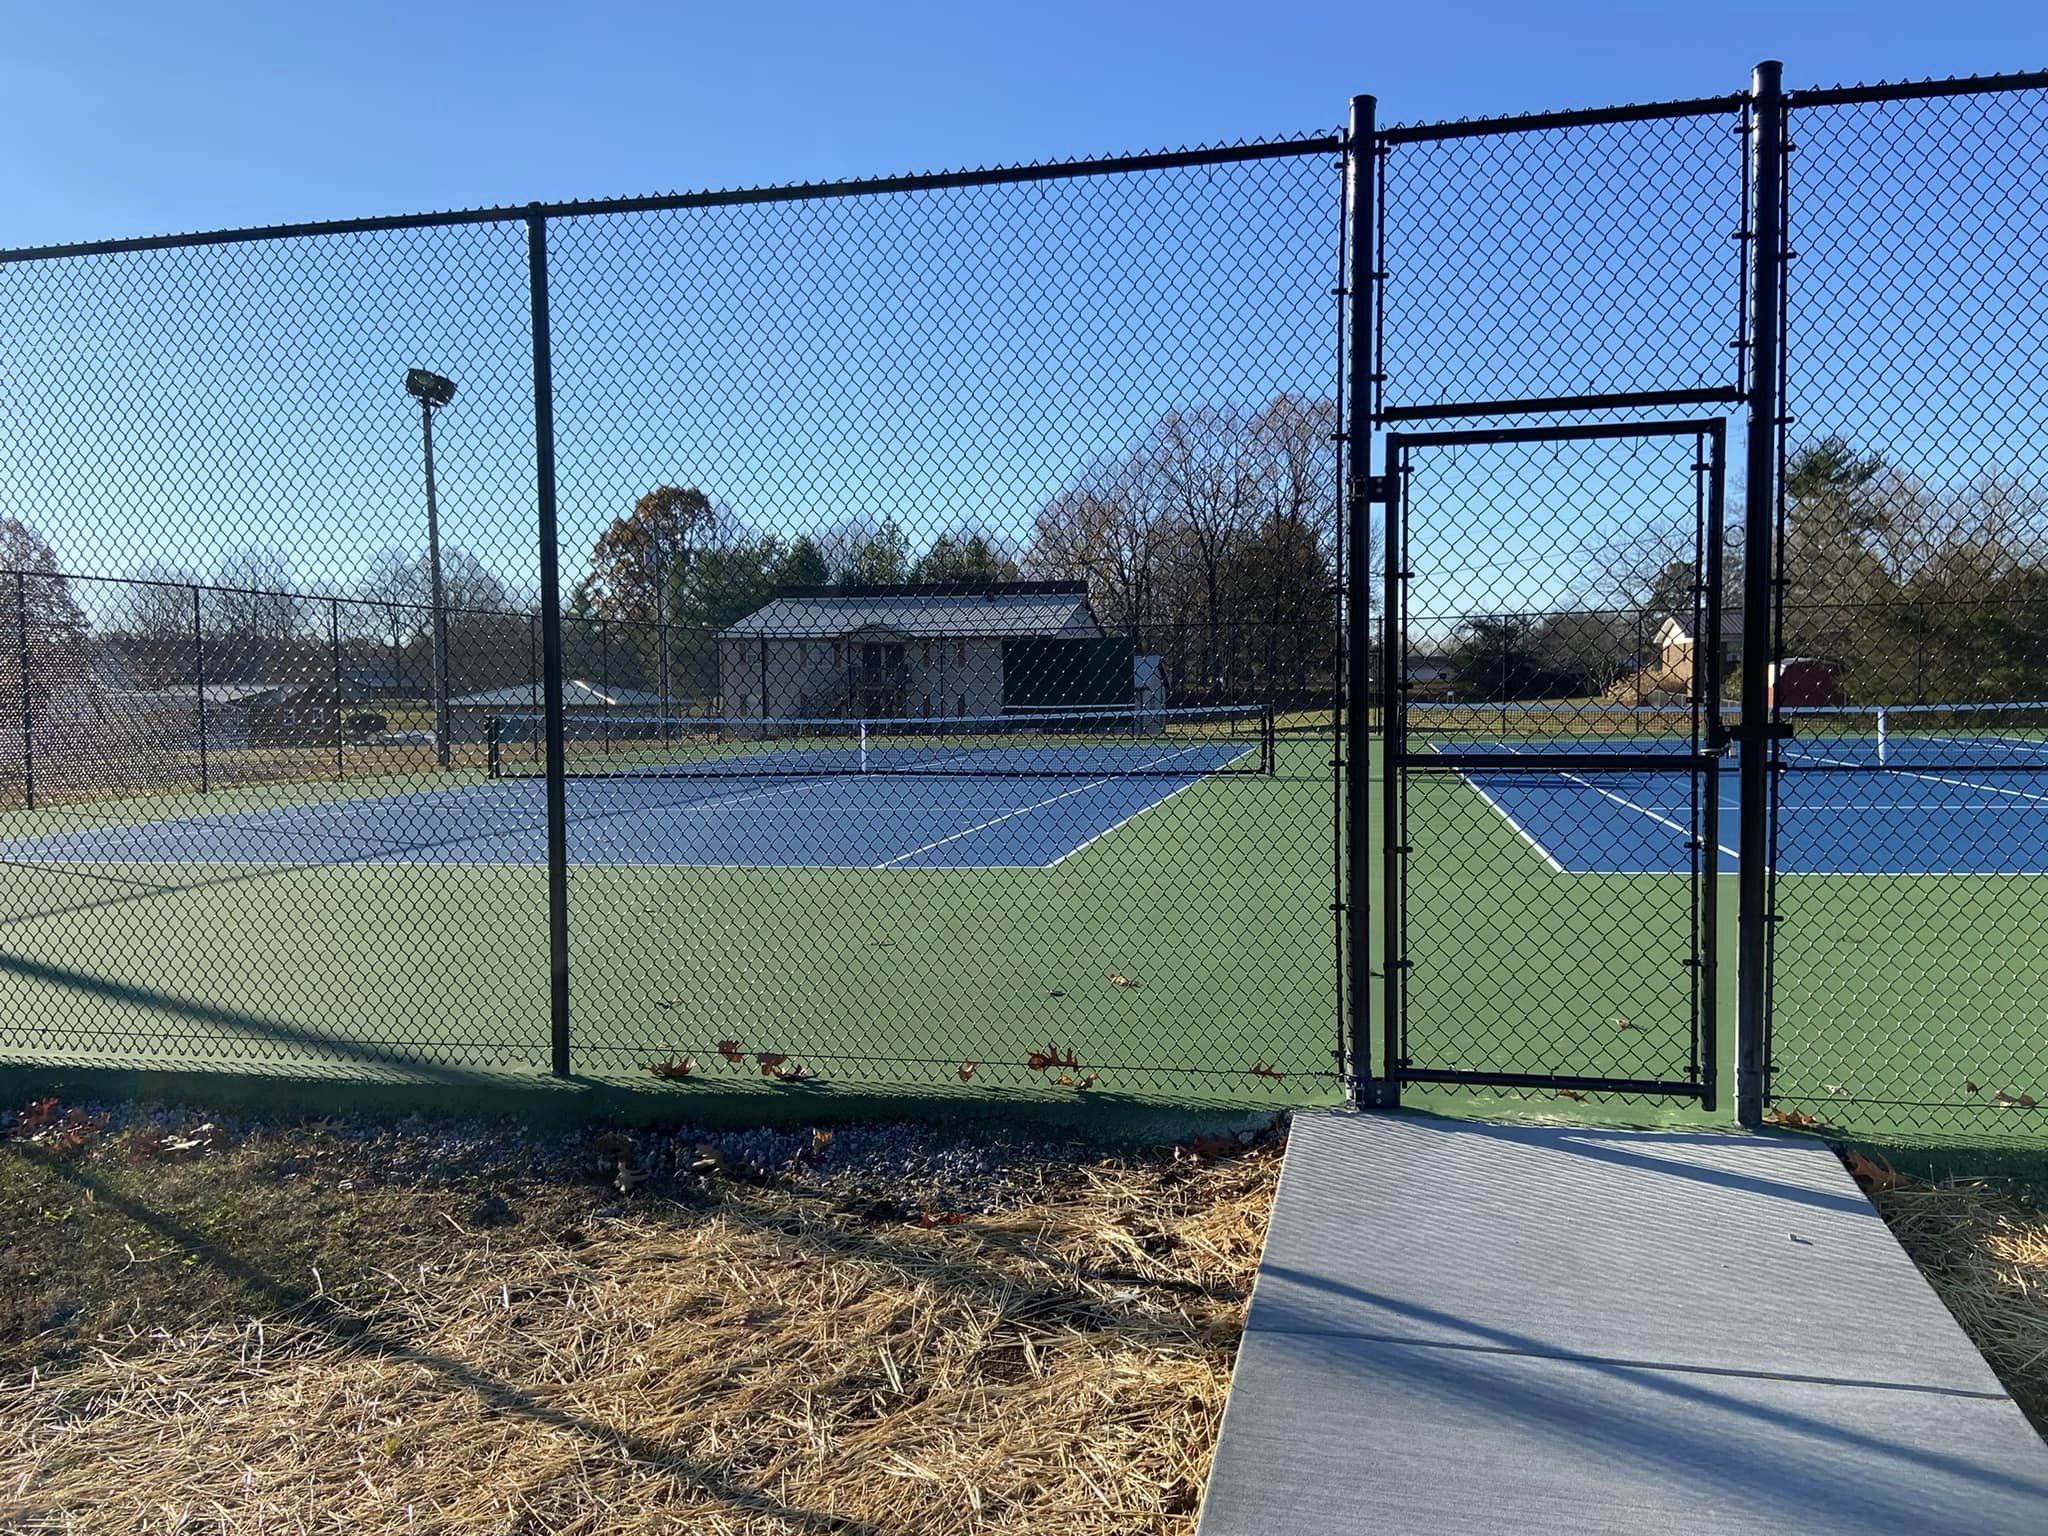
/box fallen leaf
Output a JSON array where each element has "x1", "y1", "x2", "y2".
[
  {"x1": 1964, "y1": 1079, "x2": 1981, "y2": 1094},
  {"x1": 18, "y1": 1098, "x2": 60, "y2": 1131},
  {"x1": 1763, "y1": 1107, "x2": 1825, "y2": 1129},
  {"x1": 1611, "y1": 1016, "x2": 1639, "y2": 1031},
  {"x1": 717, "y1": 1040, "x2": 744, "y2": 1065},
  {"x1": 756, "y1": 1052, "x2": 788, "y2": 1076},
  {"x1": 1993, "y1": 1090, "x2": 2039, "y2": 1109},
  {"x1": 956, "y1": 1062, "x2": 978, "y2": 1081},
  {"x1": 1186, "y1": 1133, "x2": 1237, "y2": 1160},
  {"x1": 809, "y1": 1127, "x2": 835, "y2": 1158},
  {"x1": 647, "y1": 1054, "x2": 695, "y2": 1079},
  {"x1": 689, "y1": 1143, "x2": 727, "y2": 1175},
  {"x1": 1249, "y1": 1063, "x2": 1287, "y2": 1081},
  {"x1": 1107, "y1": 972, "x2": 1141, "y2": 988},
  {"x1": 771, "y1": 1062, "x2": 814, "y2": 1084},
  {"x1": 1556, "y1": 1088, "x2": 1587, "y2": 1102},
  {"x1": 918, "y1": 1207, "x2": 966, "y2": 1228},
  {"x1": 1841, "y1": 1150, "x2": 1902, "y2": 1192}
]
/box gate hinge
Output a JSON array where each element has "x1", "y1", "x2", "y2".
[{"x1": 1364, "y1": 473, "x2": 1397, "y2": 504}]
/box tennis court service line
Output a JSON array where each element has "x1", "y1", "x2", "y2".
[
  {"x1": 1552, "y1": 768, "x2": 1738, "y2": 861},
  {"x1": 870, "y1": 742, "x2": 1223, "y2": 869},
  {"x1": 1784, "y1": 748, "x2": 2048, "y2": 806}
]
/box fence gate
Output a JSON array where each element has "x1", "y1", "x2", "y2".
[{"x1": 1380, "y1": 422, "x2": 1726, "y2": 1102}]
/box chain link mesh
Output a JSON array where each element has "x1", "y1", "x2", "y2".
[
  {"x1": 0, "y1": 141, "x2": 1346, "y2": 1099},
  {"x1": 1770, "y1": 81, "x2": 2048, "y2": 1133}
]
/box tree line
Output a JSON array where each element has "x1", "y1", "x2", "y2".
[{"x1": 1436, "y1": 437, "x2": 2048, "y2": 707}]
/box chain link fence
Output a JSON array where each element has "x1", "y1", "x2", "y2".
[
  {"x1": 1767, "y1": 78, "x2": 2048, "y2": 1134},
  {"x1": 0, "y1": 138, "x2": 1348, "y2": 1097},
  {"x1": 4, "y1": 72, "x2": 2047, "y2": 1135}
]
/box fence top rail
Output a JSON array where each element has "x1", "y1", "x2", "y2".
[
  {"x1": 1378, "y1": 92, "x2": 1750, "y2": 147},
  {"x1": 0, "y1": 133, "x2": 1342, "y2": 266},
  {"x1": 1789, "y1": 69, "x2": 2048, "y2": 108}
]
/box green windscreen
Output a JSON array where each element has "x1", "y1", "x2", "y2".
[{"x1": 1001, "y1": 636, "x2": 1137, "y2": 709}]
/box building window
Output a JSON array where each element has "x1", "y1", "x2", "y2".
[
  {"x1": 921, "y1": 641, "x2": 932, "y2": 667},
  {"x1": 955, "y1": 638, "x2": 967, "y2": 667},
  {"x1": 832, "y1": 640, "x2": 843, "y2": 667}
]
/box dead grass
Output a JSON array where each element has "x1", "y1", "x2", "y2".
[
  {"x1": 1873, "y1": 1176, "x2": 2048, "y2": 1432},
  {"x1": 0, "y1": 1130, "x2": 1279, "y2": 1535}
]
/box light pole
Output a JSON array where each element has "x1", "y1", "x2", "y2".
[{"x1": 405, "y1": 368, "x2": 456, "y2": 767}]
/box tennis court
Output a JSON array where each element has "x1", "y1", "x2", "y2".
[
  {"x1": 0, "y1": 709, "x2": 1270, "y2": 872},
  {"x1": 0, "y1": 712, "x2": 1335, "y2": 1093},
  {"x1": 1421, "y1": 703, "x2": 2048, "y2": 876}
]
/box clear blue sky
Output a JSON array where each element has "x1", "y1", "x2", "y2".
[
  {"x1": 4, "y1": 1, "x2": 2047, "y2": 249},
  {"x1": 3, "y1": 1, "x2": 2046, "y2": 623}
]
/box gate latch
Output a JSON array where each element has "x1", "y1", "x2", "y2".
[{"x1": 1364, "y1": 473, "x2": 1397, "y2": 504}]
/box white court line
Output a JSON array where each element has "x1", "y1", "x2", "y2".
[
  {"x1": 1457, "y1": 775, "x2": 1568, "y2": 874},
  {"x1": 1785, "y1": 749, "x2": 2048, "y2": 805},
  {"x1": 1438, "y1": 742, "x2": 1730, "y2": 868},
  {"x1": 1047, "y1": 744, "x2": 1259, "y2": 867},
  {"x1": 1552, "y1": 770, "x2": 1738, "y2": 860},
  {"x1": 1918, "y1": 732, "x2": 2048, "y2": 759},
  {"x1": 870, "y1": 743, "x2": 1221, "y2": 869}
]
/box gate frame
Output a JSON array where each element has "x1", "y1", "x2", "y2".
[{"x1": 1379, "y1": 417, "x2": 1729, "y2": 1107}]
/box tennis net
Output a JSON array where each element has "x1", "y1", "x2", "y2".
[
  {"x1": 485, "y1": 704, "x2": 1275, "y2": 780},
  {"x1": 1778, "y1": 701, "x2": 2048, "y2": 771}
]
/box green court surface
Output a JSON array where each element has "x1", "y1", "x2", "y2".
[
  {"x1": 0, "y1": 740, "x2": 1342, "y2": 1116},
  {"x1": 1, "y1": 736, "x2": 2040, "y2": 1158}
]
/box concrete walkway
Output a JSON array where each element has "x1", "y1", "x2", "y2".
[{"x1": 1197, "y1": 1113, "x2": 2048, "y2": 1535}]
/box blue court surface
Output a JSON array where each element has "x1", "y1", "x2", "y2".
[
  {"x1": 0, "y1": 754, "x2": 1244, "y2": 872},
  {"x1": 1439, "y1": 737, "x2": 2048, "y2": 876}
]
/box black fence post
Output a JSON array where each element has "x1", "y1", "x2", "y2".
[
  {"x1": 1736, "y1": 59, "x2": 1787, "y2": 1131},
  {"x1": 193, "y1": 585, "x2": 209, "y2": 795},
  {"x1": 16, "y1": 572, "x2": 34, "y2": 812},
  {"x1": 529, "y1": 206, "x2": 574, "y2": 1080},
  {"x1": 1343, "y1": 92, "x2": 1386, "y2": 1108},
  {"x1": 330, "y1": 598, "x2": 345, "y2": 781}
]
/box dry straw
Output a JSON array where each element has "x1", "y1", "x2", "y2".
[
  {"x1": 1872, "y1": 1177, "x2": 2048, "y2": 1430},
  {"x1": 0, "y1": 1141, "x2": 1280, "y2": 1535}
]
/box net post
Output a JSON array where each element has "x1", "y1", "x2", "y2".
[
  {"x1": 1876, "y1": 705, "x2": 1888, "y2": 766},
  {"x1": 859, "y1": 718, "x2": 869, "y2": 775},
  {"x1": 528, "y1": 206, "x2": 574, "y2": 1080},
  {"x1": 486, "y1": 716, "x2": 502, "y2": 779},
  {"x1": 1263, "y1": 703, "x2": 1277, "y2": 775}
]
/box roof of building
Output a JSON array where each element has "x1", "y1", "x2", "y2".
[
  {"x1": 719, "y1": 582, "x2": 1101, "y2": 640},
  {"x1": 450, "y1": 680, "x2": 662, "y2": 708}
]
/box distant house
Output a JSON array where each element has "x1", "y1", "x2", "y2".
[
  {"x1": 717, "y1": 582, "x2": 1104, "y2": 720},
  {"x1": 1651, "y1": 614, "x2": 1746, "y2": 699},
  {"x1": 342, "y1": 666, "x2": 415, "y2": 698},
  {"x1": 1407, "y1": 653, "x2": 1453, "y2": 687}
]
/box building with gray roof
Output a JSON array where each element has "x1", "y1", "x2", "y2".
[{"x1": 717, "y1": 582, "x2": 1103, "y2": 719}]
